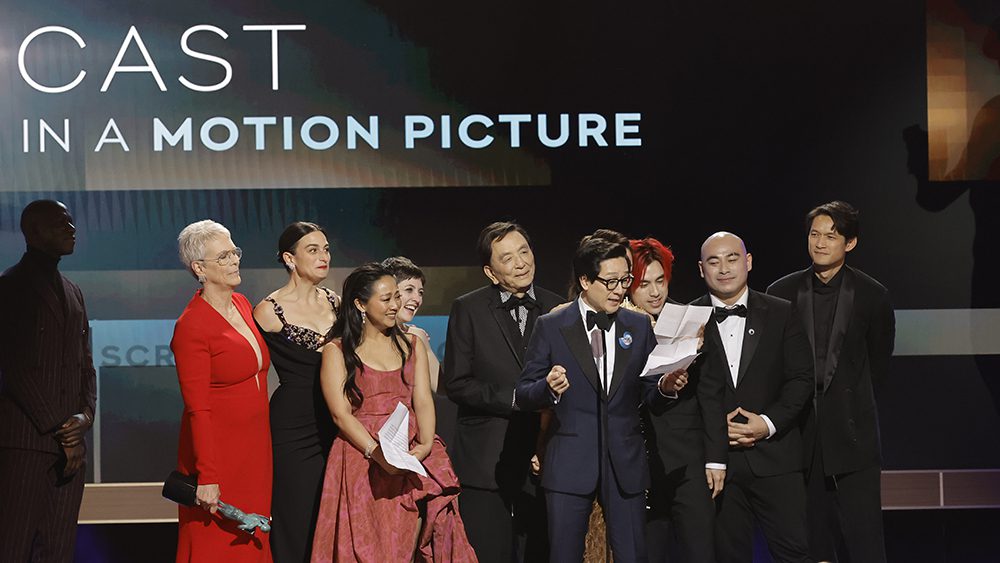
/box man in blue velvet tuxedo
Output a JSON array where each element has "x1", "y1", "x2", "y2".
[{"x1": 515, "y1": 236, "x2": 685, "y2": 563}]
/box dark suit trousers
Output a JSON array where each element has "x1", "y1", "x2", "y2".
[
  {"x1": 646, "y1": 463, "x2": 716, "y2": 563},
  {"x1": 0, "y1": 448, "x2": 85, "y2": 563},
  {"x1": 459, "y1": 485, "x2": 548, "y2": 563},
  {"x1": 546, "y1": 477, "x2": 648, "y2": 563},
  {"x1": 715, "y1": 450, "x2": 810, "y2": 563},
  {"x1": 806, "y1": 438, "x2": 886, "y2": 563}
]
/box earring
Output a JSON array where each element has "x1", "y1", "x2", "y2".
[
  {"x1": 287, "y1": 263, "x2": 295, "y2": 271},
  {"x1": 361, "y1": 311, "x2": 367, "y2": 325},
  {"x1": 197, "y1": 274, "x2": 206, "y2": 284}
]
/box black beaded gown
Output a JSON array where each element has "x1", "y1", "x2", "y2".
[{"x1": 259, "y1": 289, "x2": 339, "y2": 563}]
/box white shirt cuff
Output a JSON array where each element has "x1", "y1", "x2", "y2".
[
  {"x1": 656, "y1": 374, "x2": 679, "y2": 399},
  {"x1": 760, "y1": 414, "x2": 776, "y2": 439},
  {"x1": 705, "y1": 463, "x2": 727, "y2": 470},
  {"x1": 511, "y1": 388, "x2": 519, "y2": 411}
]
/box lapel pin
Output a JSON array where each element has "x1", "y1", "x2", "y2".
[
  {"x1": 619, "y1": 331, "x2": 633, "y2": 349},
  {"x1": 748, "y1": 328, "x2": 755, "y2": 336}
]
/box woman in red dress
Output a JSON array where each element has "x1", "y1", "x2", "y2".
[
  {"x1": 311, "y1": 262, "x2": 476, "y2": 562},
  {"x1": 172, "y1": 220, "x2": 272, "y2": 562}
]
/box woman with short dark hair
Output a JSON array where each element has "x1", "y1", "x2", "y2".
[{"x1": 381, "y1": 256, "x2": 441, "y2": 392}]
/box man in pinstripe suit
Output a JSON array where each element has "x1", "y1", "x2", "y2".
[{"x1": 0, "y1": 200, "x2": 97, "y2": 563}]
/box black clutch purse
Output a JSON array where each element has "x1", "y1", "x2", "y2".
[
  {"x1": 162, "y1": 470, "x2": 198, "y2": 507},
  {"x1": 160, "y1": 469, "x2": 271, "y2": 533}
]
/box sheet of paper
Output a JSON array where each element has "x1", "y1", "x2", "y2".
[
  {"x1": 654, "y1": 302, "x2": 714, "y2": 340},
  {"x1": 640, "y1": 339, "x2": 700, "y2": 378},
  {"x1": 377, "y1": 402, "x2": 428, "y2": 477}
]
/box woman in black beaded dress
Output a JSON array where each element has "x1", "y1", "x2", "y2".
[{"x1": 254, "y1": 222, "x2": 340, "y2": 563}]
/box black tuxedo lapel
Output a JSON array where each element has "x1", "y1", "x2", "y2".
[
  {"x1": 608, "y1": 317, "x2": 634, "y2": 400},
  {"x1": 560, "y1": 315, "x2": 603, "y2": 396},
  {"x1": 822, "y1": 267, "x2": 856, "y2": 391},
  {"x1": 796, "y1": 270, "x2": 816, "y2": 354},
  {"x1": 736, "y1": 291, "x2": 765, "y2": 387},
  {"x1": 488, "y1": 292, "x2": 524, "y2": 368},
  {"x1": 694, "y1": 294, "x2": 736, "y2": 391}
]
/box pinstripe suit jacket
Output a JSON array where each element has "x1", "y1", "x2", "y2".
[{"x1": 0, "y1": 251, "x2": 97, "y2": 454}]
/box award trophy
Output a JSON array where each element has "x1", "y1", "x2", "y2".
[{"x1": 162, "y1": 471, "x2": 271, "y2": 534}]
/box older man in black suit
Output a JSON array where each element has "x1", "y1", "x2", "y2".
[
  {"x1": 0, "y1": 200, "x2": 97, "y2": 563},
  {"x1": 691, "y1": 231, "x2": 814, "y2": 563},
  {"x1": 442, "y1": 221, "x2": 564, "y2": 563},
  {"x1": 768, "y1": 201, "x2": 894, "y2": 563}
]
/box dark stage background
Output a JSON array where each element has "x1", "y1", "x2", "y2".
[{"x1": 1, "y1": 0, "x2": 998, "y2": 561}]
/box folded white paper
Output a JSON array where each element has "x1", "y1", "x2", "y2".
[
  {"x1": 654, "y1": 302, "x2": 714, "y2": 340},
  {"x1": 640, "y1": 303, "x2": 713, "y2": 378},
  {"x1": 377, "y1": 402, "x2": 428, "y2": 477},
  {"x1": 640, "y1": 338, "x2": 701, "y2": 378}
]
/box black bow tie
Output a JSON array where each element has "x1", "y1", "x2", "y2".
[
  {"x1": 503, "y1": 294, "x2": 538, "y2": 311},
  {"x1": 586, "y1": 310, "x2": 615, "y2": 332},
  {"x1": 714, "y1": 304, "x2": 747, "y2": 323}
]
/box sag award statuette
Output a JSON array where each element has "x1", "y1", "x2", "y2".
[{"x1": 162, "y1": 471, "x2": 271, "y2": 534}]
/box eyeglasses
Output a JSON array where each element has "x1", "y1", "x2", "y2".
[
  {"x1": 199, "y1": 247, "x2": 243, "y2": 266},
  {"x1": 593, "y1": 274, "x2": 634, "y2": 290}
]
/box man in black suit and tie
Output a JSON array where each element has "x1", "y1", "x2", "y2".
[
  {"x1": 0, "y1": 200, "x2": 97, "y2": 563},
  {"x1": 767, "y1": 201, "x2": 894, "y2": 563},
  {"x1": 515, "y1": 236, "x2": 686, "y2": 563},
  {"x1": 691, "y1": 231, "x2": 814, "y2": 563},
  {"x1": 442, "y1": 221, "x2": 564, "y2": 562}
]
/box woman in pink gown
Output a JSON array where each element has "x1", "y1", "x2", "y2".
[{"x1": 311, "y1": 262, "x2": 476, "y2": 562}]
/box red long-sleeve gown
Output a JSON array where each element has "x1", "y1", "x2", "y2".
[{"x1": 172, "y1": 291, "x2": 272, "y2": 562}]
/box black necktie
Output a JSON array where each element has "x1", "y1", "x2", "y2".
[
  {"x1": 586, "y1": 310, "x2": 615, "y2": 332},
  {"x1": 714, "y1": 304, "x2": 747, "y2": 324}
]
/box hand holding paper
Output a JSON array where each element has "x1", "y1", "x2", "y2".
[
  {"x1": 641, "y1": 303, "x2": 713, "y2": 379},
  {"x1": 378, "y1": 402, "x2": 428, "y2": 477},
  {"x1": 640, "y1": 339, "x2": 701, "y2": 377}
]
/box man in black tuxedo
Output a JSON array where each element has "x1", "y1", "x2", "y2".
[
  {"x1": 767, "y1": 201, "x2": 894, "y2": 563},
  {"x1": 691, "y1": 232, "x2": 814, "y2": 563},
  {"x1": 515, "y1": 236, "x2": 685, "y2": 563},
  {"x1": 442, "y1": 221, "x2": 564, "y2": 562},
  {"x1": 627, "y1": 236, "x2": 726, "y2": 563},
  {"x1": 0, "y1": 200, "x2": 96, "y2": 563}
]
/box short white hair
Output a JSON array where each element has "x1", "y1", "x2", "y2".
[{"x1": 178, "y1": 220, "x2": 231, "y2": 277}]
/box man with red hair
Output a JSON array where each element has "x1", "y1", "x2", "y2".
[{"x1": 630, "y1": 237, "x2": 727, "y2": 563}]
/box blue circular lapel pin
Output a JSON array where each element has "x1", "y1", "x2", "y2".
[{"x1": 619, "y1": 331, "x2": 633, "y2": 349}]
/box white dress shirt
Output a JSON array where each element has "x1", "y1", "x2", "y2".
[
  {"x1": 579, "y1": 299, "x2": 616, "y2": 392},
  {"x1": 710, "y1": 288, "x2": 776, "y2": 439}
]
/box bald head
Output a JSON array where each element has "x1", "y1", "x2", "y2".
[
  {"x1": 698, "y1": 231, "x2": 752, "y2": 304},
  {"x1": 20, "y1": 200, "x2": 76, "y2": 257},
  {"x1": 700, "y1": 231, "x2": 746, "y2": 260},
  {"x1": 20, "y1": 200, "x2": 67, "y2": 235}
]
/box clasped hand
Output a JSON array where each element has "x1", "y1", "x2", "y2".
[
  {"x1": 56, "y1": 413, "x2": 91, "y2": 477},
  {"x1": 727, "y1": 407, "x2": 769, "y2": 448},
  {"x1": 55, "y1": 413, "x2": 90, "y2": 448}
]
